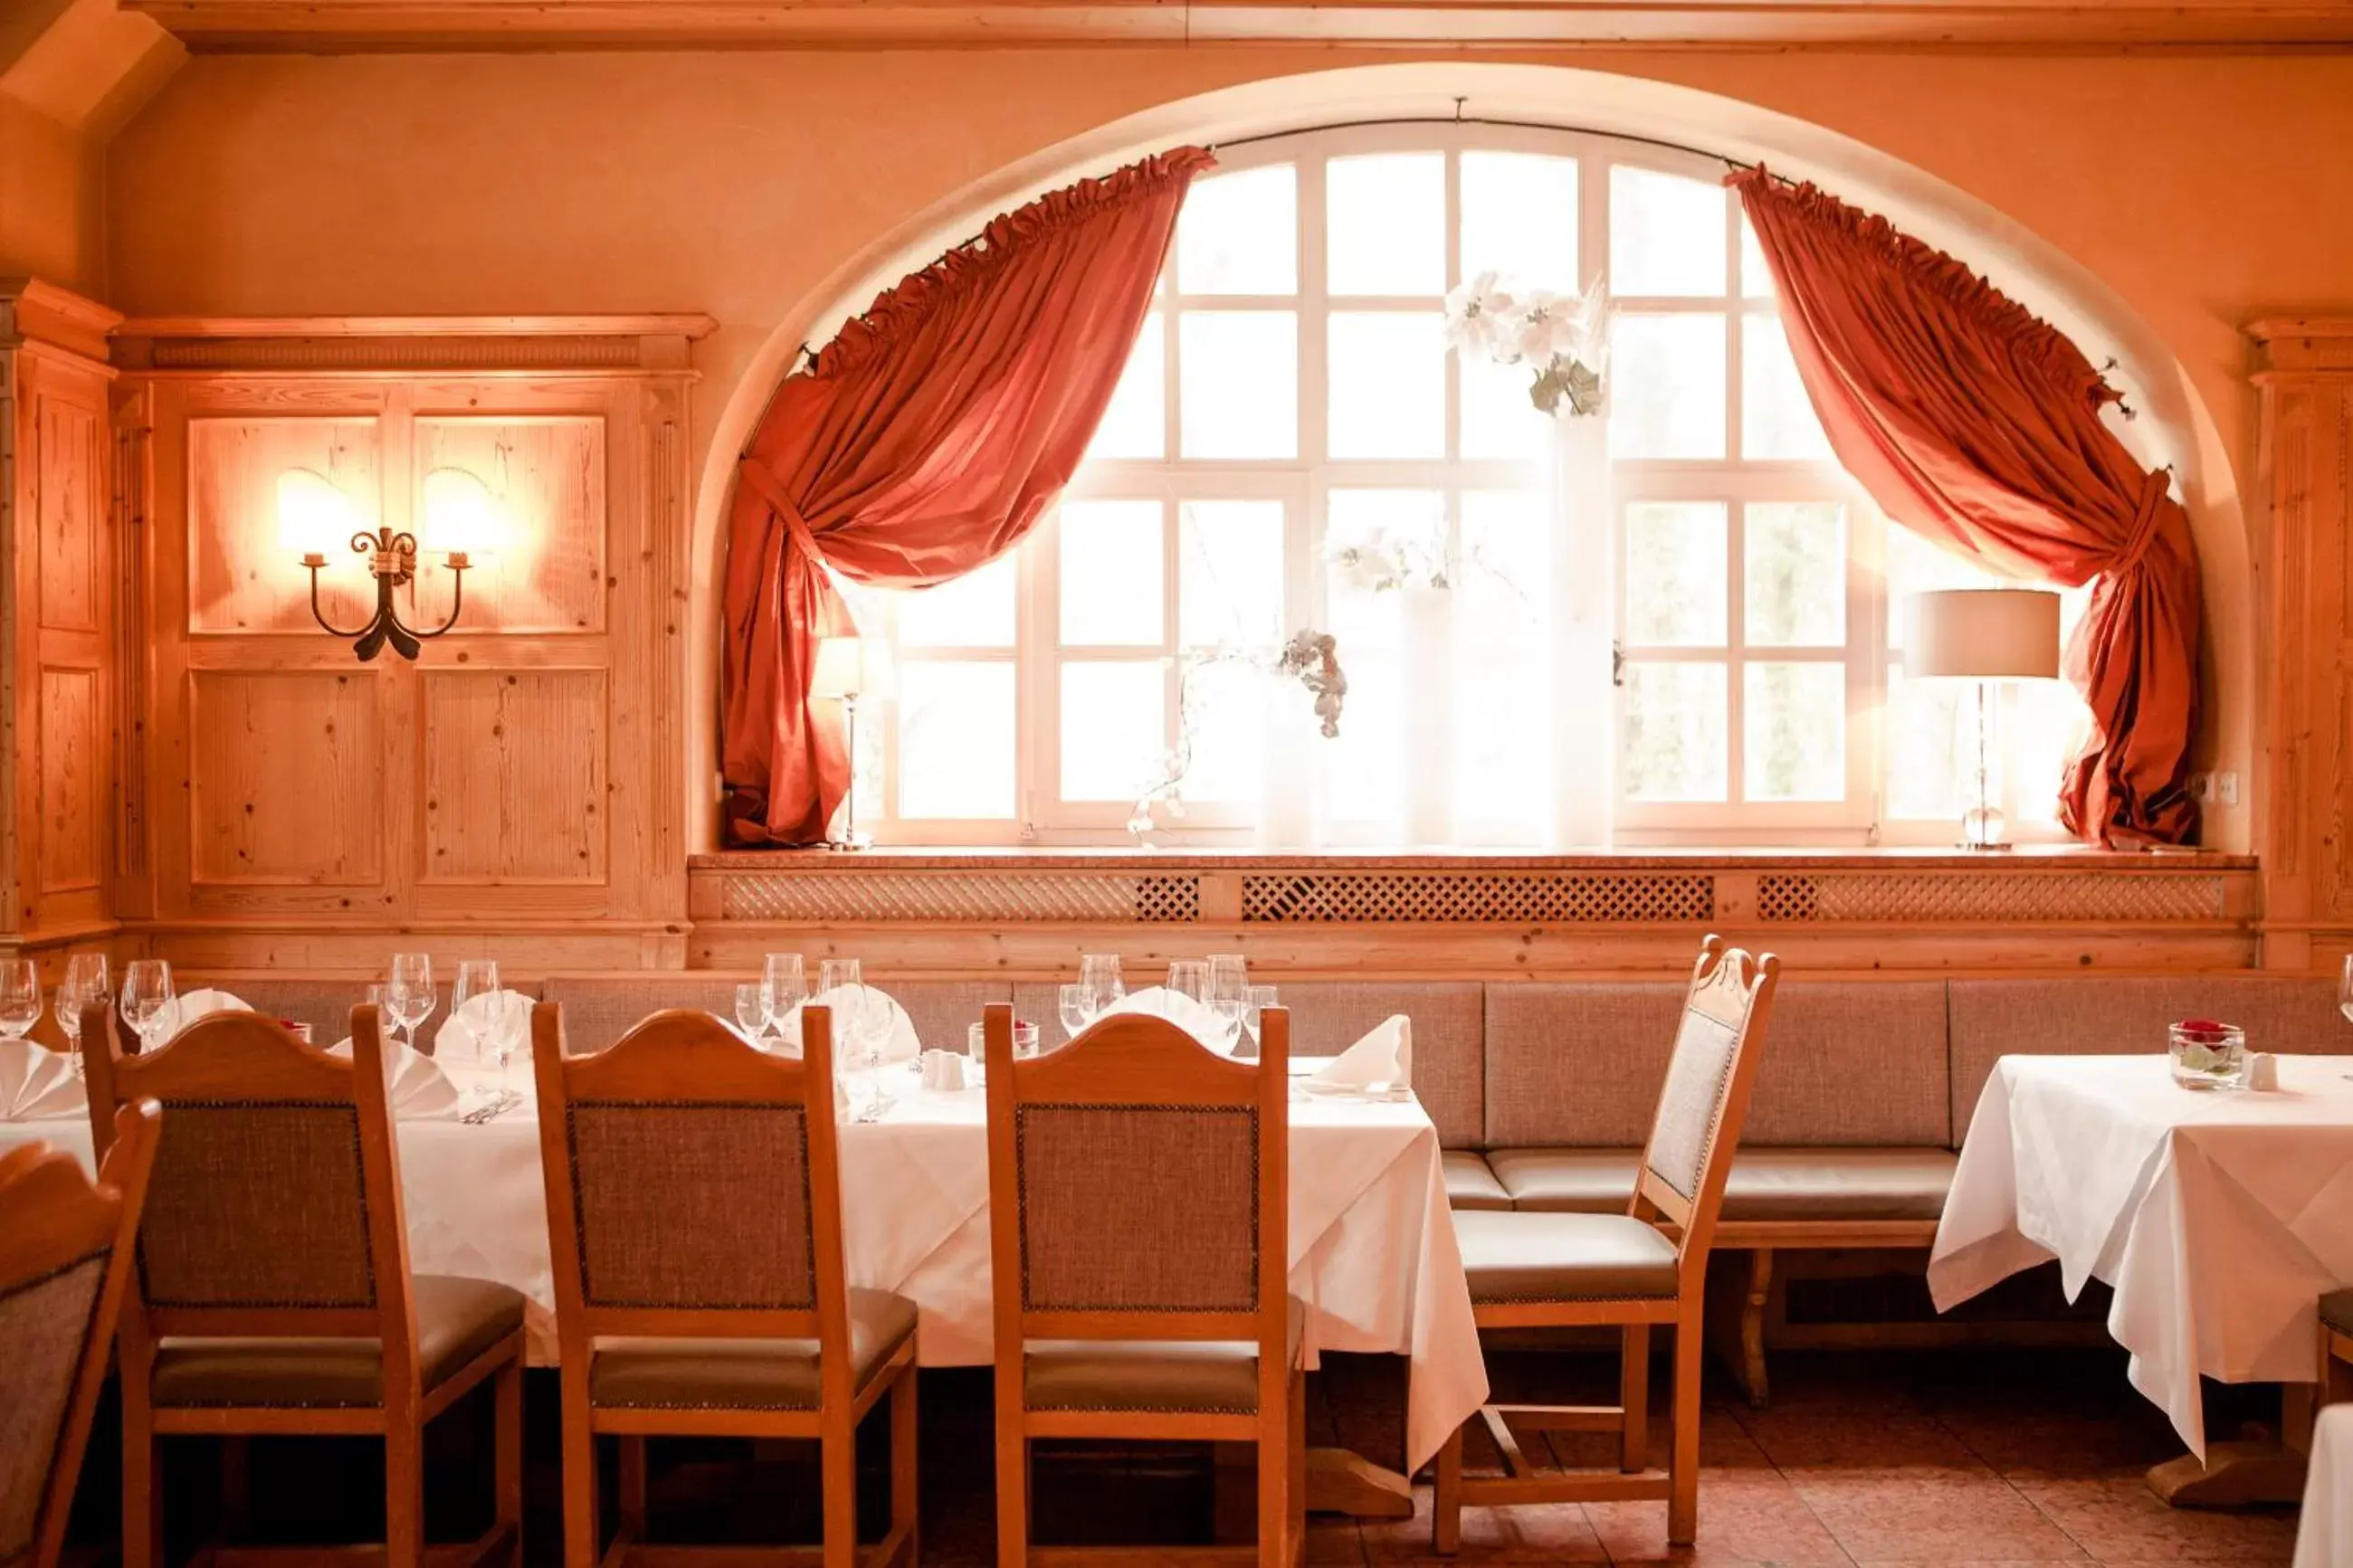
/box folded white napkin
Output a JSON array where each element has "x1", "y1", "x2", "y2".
[
  {"x1": 0, "y1": 1039, "x2": 84, "y2": 1121},
  {"x1": 1106, "y1": 986, "x2": 1232, "y2": 1050},
  {"x1": 327, "y1": 1033, "x2": 462, "y2": 1119},
  {"x1": 779, "y1": 985, "x2": 921, "y2": 1063},
  {"x1": 151, "y1": 987, "x2": 252, "y2": 1041},
  {"x1": 1310, "y1": 1014, "x2": 1413, "y2": 1094},
  {"x1": 433, "y1": 988, "x2": 532, "y2": 1065}
]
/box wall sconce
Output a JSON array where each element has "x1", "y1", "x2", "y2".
[{"x1": 279, "y1": 467, "x2": 493, "y2": 661}]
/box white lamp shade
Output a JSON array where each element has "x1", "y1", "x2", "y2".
[
  {"x1": 809, "y1": 635, "x2": 895, "y2": 700},
  {"x1": 1904, "y1": 589, "x2": 2062, "y2": 680},
  {"x1": 420, "y1": 468, "x2": 502, "y2": 558},
  {"x1": 276, "y1": 468, "x2": 357, "y2": 556}
]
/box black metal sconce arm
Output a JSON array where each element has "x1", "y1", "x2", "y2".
[{"x1": 302, "y1": 527, "x2": 471, "y2": 662}]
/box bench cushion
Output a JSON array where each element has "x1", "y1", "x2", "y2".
[
  {"x1": 1452, "y1": 1211, "x2": 1680, "y2": 1304},
  {"x1": 589, "y1": 1288, "x2": 916, "y2": 1411},
  {"x1": 1442, "y1": 1150, "x2": 1512, "y2": 1212},
  {"x1": 1483, "y1": 981, "x2": 1949, "y2": 1148},
  {"x1": 1948, "y1": 976, "x2": 2343, "y2": 1138},
  {"x1": 1482, "y1": 1146, "x2": 1956, "y2": 1222}
]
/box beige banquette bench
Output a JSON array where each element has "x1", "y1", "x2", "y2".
[{"x1": 176, "y1": 969, "x2": 2348, "y2": 1402}]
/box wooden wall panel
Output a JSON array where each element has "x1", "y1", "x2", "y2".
[
  {"x1": 187, "y1": 415, "x2": 380, "y2": 634},
  {"x1": 188, "y1": 669, "x2": 385, "y2": 885},
  {"x1": 411, "y1": 415, "x2": 606, "y2": 633},
  {"x1": 36, "y1": 396, "x2": 103, "y2": 633},
  {"x1": 421, "y1": 668, "x2": 607, "y2": 882},
  {"x1": 37, "y1": 668, "x2": 102, "y2": 893}
]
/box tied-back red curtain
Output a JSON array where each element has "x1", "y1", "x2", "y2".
[
  {"x1": 722, "y1": 147, "x2": 1214, "y2": 845},
  {"x1": 1731, "y1": 168, "x2": 2201, "y2": 847}
]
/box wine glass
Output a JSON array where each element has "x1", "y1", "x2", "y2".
[
  {"x1": 819, "y1": 957, "x2": 862, "y2": 998},
  {"x1": 0, "y1": 960, "x2": 40, "y2": 1043},
  {"x1": 735, "y1": 983, "x2": 772, "y2": 1047},
  {"x1": 1239, "y1": 984, "x2": 1279, "y2": 1059},
  {"x1": 57, "y1": 953, "x2": 110, "y2": 1069},
  {"x1": 451, "y1": 959, "x2": 500, "y2": 1067},
  {"x1": 1207, "y1": 954, "x2": 1249, "y2": 1053},
  {"x1": 1079, "y1": 954, "x2": 1124, "y2": 1021},
  {"x1": 762, "y1": 954, "x2": 806, "y2": 1043},
  {"x1": 1167, "y1": 960, "x2": 1210, "y2": 1010},
  {"x1": 120, "y1": 960, "x2": 175, "y2": 1052},
  {"x1": 387, "y1": 953, "x2": 434, "y2": 1051},
  {"x1": 1058, "y1": 983, "x2": 1090, "y2": 1041}
]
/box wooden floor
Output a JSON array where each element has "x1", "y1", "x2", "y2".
[{"x1": 69, "y1": 1348, "x2": 2304, "y2": 1568}]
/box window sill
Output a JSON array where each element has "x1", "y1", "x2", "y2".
[{"x1": 689, "y1": 843, "x2": 2254, "y2": 872}]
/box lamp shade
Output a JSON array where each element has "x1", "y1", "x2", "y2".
[
  {"x1": 809, "y1": 635, "x2": 895, "y2": 700},
  {"x1": 1904, "y1": 589, "x2": 2062, "y2": 680},
  {"x1": 276, "y1": 467, "x2": 357, "y2": 556},
  {"x1": 420, "y1": 468, "x2": 502, "y2": 559}
]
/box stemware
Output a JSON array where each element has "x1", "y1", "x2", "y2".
[
  {"x1": 735, "y1": 983, "x2": 772, "y2": 1047},
  {"x1": 57, "y1": 954, "x2": 110, "y2": 1053},
  {"x1": 387, "y1": 952, "x2": 435, "y2": 1051},
  {"x1": 120, "y1": 960, "x2": 176, "y2": 1051},
  {"x1": 451, "y1": 959, "x2": 501, "y2": 1067},
  {"x1": 2339, "y1": 955, "x2": 2353, "y2": 1030},
  {"x1": 1058, "y1": 983, "x2": 1091, "y2": 1041},
  {"x1": 1243, "y1": 984, "x2": 1279, "y2": 1054},
  {"x1": 1167, "y1": 960, "x2": 1211, "y2": 1010},
  {"x1": 1207, "y1": 954, "x2": 1249, "y2": 1052},
  {"x1": 819, "y1": 957, "x2": 862, "y2": 998},
  {"x1": 1079, "y1": 954, "x2": 1125, "y2": 1021},
  {"x1": 0, "y1": 960, "x2": 41, "y2": 1042},
  {"x1": 761, "y1": 954, "x2": 807, "y2": 1041}
]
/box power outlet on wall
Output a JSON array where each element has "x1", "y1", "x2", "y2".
[{"x1": 2187, "y1": 772, "x2": 2240, "y2": 807}]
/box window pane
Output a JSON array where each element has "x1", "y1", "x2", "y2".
[
  {"x1": 1461, "y1": 489, "x2": 1547, "y2": 651},
  {"x1": 1177, "y1": 165, "x2": 1297, "y2": 295},
  {"x1": 1178, "y1": 658, "x2": 1264, "y2": 804},
  {"x1": 1328, "y1": 153, "x2": 1445, "y2": 296},
  {"x1": 1624, "y1": 501, "x2": 1727, "y2": 646},
  {"x1": 1179, "y1": 311, "x2": 1297, "y2": 459},
  {"x1": 1609, "y1": 166, "x2": 1727, "y2": 297},
  {"x1": 897, "y1": 662, "x2": 1015, "y2": 818},
  {"x1": 896, "y1": 553, "x2": 1015, "y2": 648},
  {"x1": 1179, "y1": 499, "x2": 1285, "y2": 650},
  {"x1": 1085, "y1": 312, "x2": 1163, "y2": 461},
  {"x1": 1329, "y1": 311, "x2": 1444, "y2": 460},
  {"x1": 1609, "y1": 313, "x2": 1726, "y2": 460},
  {"x1": 1739, "y1": 214, "x2": 1775, "y2": 298},
  {"x1": 1745, "y1": 502, "x2": 1845, "y2": 647},
  {"x1": 1458, "y1": 492, "x2": 1550, "y2": 828},
  {"x1": 1742, "y1": 313, "x2": 1833, "y2": 460},
  {"x1": 1622, "y1": 661, "x2": 1727, "y2": 802},
  {"x1": 1745, "y1": 662, "x2": 1845, "y2": 801},
  {"x1": 1459, "y1": 351, "x2": 1553, "y2": 461},
  {"x1": 2011, "y1": 678, "x2": 2090, "y2": 826},
  {"x1": 1059, "y1": 499, "x2": 1162, "y2": 646},
  {"x1": 1061, "y1": 660, "x2": 1167, "y2": 802},
  {"x1": 1886, "y1": 667, "x2": 1981, "y2": 819},
  {"x1": 1461, "y1": 151, "x2": 1578, "y2": 293},
  {"x1": 1327, "y1": 489, "x2": 1443, "y2": 652},
  {"x1": 1324, "y1": 653, "x2": 1402, "y2": 823}
]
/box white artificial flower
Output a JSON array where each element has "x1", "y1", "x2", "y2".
[{"x1": 1443, "y1": 271, "x2": 1517, "y2": 357}]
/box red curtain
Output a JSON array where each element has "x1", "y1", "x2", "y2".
[
  {"x1": 721, "y1": 147, "x2": 1214, "y2": 845},
  {"x1": 1731, "y1": 169, "x2": 2200, "y2": 847}
]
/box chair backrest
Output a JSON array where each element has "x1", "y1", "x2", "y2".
[
  {"x1": 531, "y1": 1003, "x2": 849, "y2": 1361},
  {"x1": 82, "y1": 1002, "x2": 418, "y2": 1362},
  {"x1": 0, "y1": 1101, "x2": 161, "y2": 1568},
  {"x1": 984, "y1": 1001, "x2": 1288, "y2": 1357},
  {"x1": 1632, "y1": 936, "x2": 1779, "y2": 1266}
]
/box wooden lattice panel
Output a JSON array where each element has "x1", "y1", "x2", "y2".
[
  {"x1": 1756, "y1": 872, "x2": 2227, "y2": 924},
  {"x1": 719, "y1": 871, "x2": 1200, "y2": 924},
  {"x1": 1240, "y1": 872, "x2": 1714, "y2": 925}
]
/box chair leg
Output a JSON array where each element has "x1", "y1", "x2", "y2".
[
  {"x1": 121, "y1": 1394, "x2": 161, "y2": 1568},
  {"x1": 1667, "y1": 1311, "x2": 1704, "y2": 1546},
  {"x1": 559, "y1": 1384, "x2": 600, "y2": 1568},
  {"x1": 1256, "y1": 1379, "x2": 1292, "y2": 1568},
  {"x1": 618, "y1": 1437, "x2": 650, "y2": 1543},
  {"x1": 494, "y1": 1358, "x2": 525, "y2": 1562},
  {"x1": 1620, "y1": 1325, "x2": 1651, "y2": 1473},
  {"x1": 1289, "y1": 1368, "x2": 1307, "y2": 1567},
  {"x1": 994, "y1": 1419, "x2": 1029, "y2": 1568},
  {"x1": 821, "y1": 1418, "x2": 858, "y2": 1568},
  {"x1": 1431, "y1": 1424, "x2": 1463, "y2": 1555},
  {"x1": 890, "y1": 1365, "x2": 919, "y2": 1565},
  {"x1": 222, "y1": 1437, "x2": 252, "y2": 1541},
  {"x1": 386, "y1": 1420, "x2": 427, "y2": 1568}
]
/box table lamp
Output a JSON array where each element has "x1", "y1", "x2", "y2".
[
  {"x1": 1904, "y1": 588, "x2": 2062, "y2": 851},
  {"x1": 809, "y1": 634, "x2": 895, "y2": 849}
]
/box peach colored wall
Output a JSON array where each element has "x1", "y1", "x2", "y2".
[
  {"x1": 102, "y1": 48, "x2": 2353, "y2": 849},
  {"x1": 0, "y1": 96, "x2": 101, "y2": 290}
]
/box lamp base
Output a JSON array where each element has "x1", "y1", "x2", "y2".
[
  {"x1": 822, "y1": 832, "x2": 874, "y2": 852},
  {"x1": 1960, "y1": 805, "x2": 2012, "y2": 851}
]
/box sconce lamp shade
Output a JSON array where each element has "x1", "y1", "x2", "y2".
[
  {"x1": 809, "y1": 635, "x2": 895, "y2": 701},
  {"x1": 420, "y1": 468, "x2": 501, "y2": 559},
  {"x1": 1904, "y1": 589, "x2": 2062, "y2": 680},
  {"x1": 277, "y1": 468, "x2": 356, "y2": 557}
]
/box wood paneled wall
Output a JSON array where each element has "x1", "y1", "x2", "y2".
[
  {"x1": 110, "y1": 317, "x2": 711, "y2": 970},
  {"x1": 1, "y1": 280, "x2": 121, "y2": 952}
]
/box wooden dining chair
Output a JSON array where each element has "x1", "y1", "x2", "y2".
[
  {"x1": 982, "y1": 1000, "x2": 1304, "y2": 1568},
  {"x1": 81, "y1": 1002, "x2": 526, "y2": 1568},
  {"x1": 2323, "y1": 1288, "x2": 2352, "y2": 1405},
  {"x1": 1433, "y1": 936, "x2": 1779, "y2": 1552},
  {"x1": 0, "y1": 1100, "x2": 162, "y2": 1568},
  {"x1": 530, "y1": 1002, "x2": 919, "y2": 1568}
]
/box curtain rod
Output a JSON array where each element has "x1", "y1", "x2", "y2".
[{"x1": 1206, "y1": 112, "x2": 1800, "y2": 185}]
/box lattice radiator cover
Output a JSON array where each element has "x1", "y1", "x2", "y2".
[
  {"x1": 1756, "y1": 872, "x2": 2229, "y2": 924},
  {"x1": 720, "y1": 871, "x2": 1201, "y2": 924},
  {"x1": 1241, "y1": 872, "x2": 1716, "y2": 924}
]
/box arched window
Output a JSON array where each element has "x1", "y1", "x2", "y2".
[{"x1": 844, "y1": 125, "x2": 2090, "y2": 848}]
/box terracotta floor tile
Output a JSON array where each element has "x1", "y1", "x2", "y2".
[
  {"x1": 2013, "y1": 1475, "x2": 2301, "y2": 1561},
  {"x1": 1791, "y1": 1472, "x2": 2090, "y2": 1563},
  {"x1": 1586, "y1": 1470, "x2": 1852, "y2": 1565},
  {"x1": 1932, "y1": 1410, "x2": 2184, "y2": 1480},
  {"x1": 1359, "y1": 1486, "x2": 1609, "y2": 1563},
  {"x1": 1734, "y1": 1406, "x2": 1992, "y2": 1474}
]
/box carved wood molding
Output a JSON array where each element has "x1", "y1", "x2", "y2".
[
  {"x1": 0, "y1": 280, "x2": 124, "y2": 370},
  {"x1": 111, "y1": 314, "x2": 719, "y2": 375}
]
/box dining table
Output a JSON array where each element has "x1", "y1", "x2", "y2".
[
  {"x1": 1928, "y1": 1051, "x2": 2353, "y2": 1506},
  {"x1": 0, "y1": 1042, "x2": 1484, "y2": 1517}
]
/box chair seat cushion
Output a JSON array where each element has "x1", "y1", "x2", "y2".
[
  {"x1": 1442, "y1": 1150, "x2": 1512, "y2": 1212},
  {"x1": 2323, "y1": 1288, "x2": 2353, "y2": 1338},
  {"x1": 1484, "y1": 1145, "x2": 1957, "y2": 1222},
  {"x1": 1024, "y1": 1297, "x2": 1305, "y2": 1415},
  {"x1": 153, "y1": 1274, "x2": 524, "y2": 1409},
  {"x1": 589, "y1": 1288, "x2": 917, "y2": 1411},
  {"x1": 1452, "y1": 1211, "x2": 1680, "y2": 1304}
]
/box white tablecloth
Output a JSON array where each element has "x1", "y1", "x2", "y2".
[
  {"x1": 0, "y1": 1066, "x2": 1485, "y2": 1473},
  {"x1": 1929, "y1": 1054, "x2": 2353, "y2": 1458},
  {"x1": 2298, "y1": 1404, "x2": 2353, "y2": 1568}
]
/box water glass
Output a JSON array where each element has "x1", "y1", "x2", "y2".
[
  {"x1": 451, "y1": 959, "x2": 502, "y2": 1067},
  {"x1": 120, "y1": 959, "x2": 175, "y2": 1050},
  {"x1": 2169, "y1": 1020, "x2": 2246, "y2": 1091},
  {"x1": 820, "y1": 957, "x2": 862, "y2": 998},
  {"x1": 2339, "y1": 954, "x2": 2353, "y2": 1029},
  {"x1": 1058, "y1": 983, "x2": 1091, "y2": 1041},
  {"x1": 1079, "y1": 954, "x2": 1124, "y2": 1019},
  {"x1": 762, "y1": 953, "x2": 806, "y2": 1032},
  {"x1": 0, "y1": 960, "x2": 39, "y2": 1042},
  {"x1": 967, "y1": 1020, "x2": 1041, "y2": 1060},
  {"x1": 1207, "y1": 954, "x2": 1248, "y2": 1051},
  {"x1": 58, "y1": 953, "x2": 110, "y2": 1049},
  {"x1": 1245, "y1": 984, "x2": 1278, "y2": 1047},
  {"x1": 735, "y1": 982, "x2": 771, "y2": 1046},
  {"x1": 387, "y1": 952, "x2": 435, "y2": 1050},
  {"x1": 1167, "y1": 960, "x2": 1210, "y2": 1009}
]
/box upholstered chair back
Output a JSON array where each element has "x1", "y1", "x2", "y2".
[{"x1": 1634, "y1": 936, "x2": 1780, "y2": 1260}]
